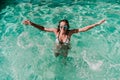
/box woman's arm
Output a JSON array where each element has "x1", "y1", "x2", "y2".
[
  {"x1": 23, "y1": 20, "x2": 56, "y2": 32},
  {"x1": 70, "y1": 19, "x2": 106, "y2": 34}
]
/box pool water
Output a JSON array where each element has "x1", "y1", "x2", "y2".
[{"x1": 0, "y1": 0, "x2": 120, "y2": 80}]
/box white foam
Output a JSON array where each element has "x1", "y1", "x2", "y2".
[
  {"x1": 82, "y1": 51, "x2": 103, "y2": 71},
  {"x1": 17, "y1": 32, "x2": 33, "y2": 49},
  {"x1": 89, "y1": 60, "x2": 103, "y2": 71}
]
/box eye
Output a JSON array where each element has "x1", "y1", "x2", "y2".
[{"x1": 64, "y1": 26, "x2": 68, "y2": 30}]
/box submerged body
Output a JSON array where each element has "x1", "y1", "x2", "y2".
[
  {"x1": 54, "y1": 32, "x2": 71, "y2": 57},
  {"x1": 54, "y1": 29, "x2": 71, "y2": 57}
]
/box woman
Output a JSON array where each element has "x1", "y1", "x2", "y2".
[{"x1": 23, "y1": 19, "x2": 106, "y2": 57}]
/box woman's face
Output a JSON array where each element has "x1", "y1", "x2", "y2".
[{"x1": 59, "y1": 21, "x2": 68, "y2": 31}]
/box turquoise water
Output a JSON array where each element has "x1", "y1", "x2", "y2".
[{"x1": 0, "y1": 1, "x2": 120, "y2": 80}]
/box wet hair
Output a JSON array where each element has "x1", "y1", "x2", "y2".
[{"x1": 58, "y1": 19, "x2": 70, "y2": 31}]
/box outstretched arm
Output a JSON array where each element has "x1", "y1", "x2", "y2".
[
  {"x1": 70, "y1": 19, "x2": 106, "y2": 34},
  {"x1": 23, "y1": 20, "x2": 56, "y2": 32}
]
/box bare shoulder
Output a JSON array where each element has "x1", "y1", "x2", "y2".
[
  {"x1": 53, "y1": 28, "x2": 58, "y2": 32},
  {"x1": 52, "y1": 28, "x2": 59, "y2": 34},
  {"x1": 67, "y1": 30, "x2": 75, "y2": 37},
  {"x1": 68, "y1": 29, "x2": 78, "y2": 35}
]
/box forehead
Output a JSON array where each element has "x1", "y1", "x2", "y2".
[{"x1": 60, "y1": 21, "x2": 67, "y2": 25}]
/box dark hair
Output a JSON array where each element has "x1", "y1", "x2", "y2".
[{"x1": 58, "y1": 19, "x2": 70, "y2": 31}]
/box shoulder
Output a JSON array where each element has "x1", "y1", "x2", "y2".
[
  {"x1": 68, "y1": 29, "x2": 79, "y2": 35},
  {"x1": 67, "y1": 30, "x2": 73, "y2": 37},
  {"x1": 53, "y1": 28, "x2": 58, "y2": 32},
  {"x1": 52, "y1": 28, "x2": 59, "y2": 34}
]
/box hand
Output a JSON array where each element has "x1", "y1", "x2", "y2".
[
  {"x1": 23, "y1": 20, "x2": 31, "y2": 25},
  {"x1": 97, "y1": 19, "x2": 106, "y2": 25}
]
